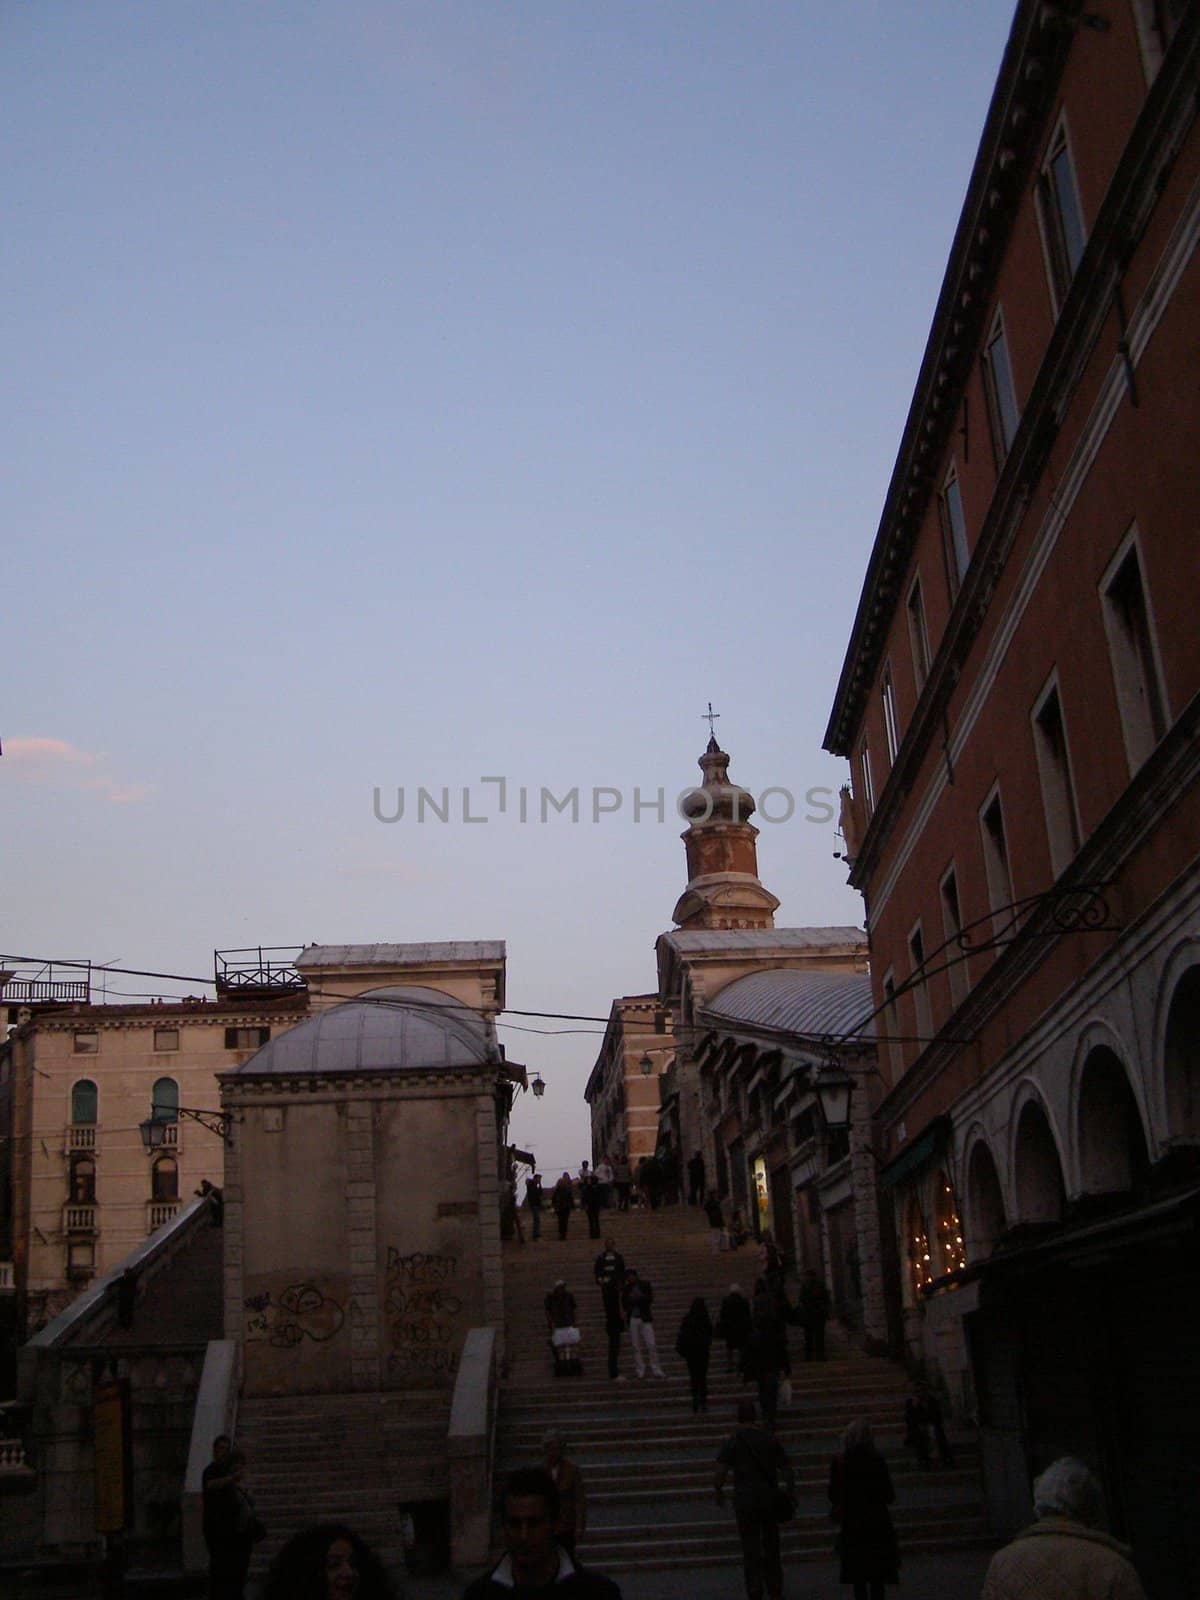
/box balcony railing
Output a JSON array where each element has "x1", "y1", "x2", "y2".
[
  {"x1": 147, "y1": 1201, "x2": 180, "y2": 1231},
  {"x1": 63, "y1": 1205, "x2": 97, "y2": 1234},
  {"x1": 65, "y1": 1124, "x2": 97, "y2": 1152}
]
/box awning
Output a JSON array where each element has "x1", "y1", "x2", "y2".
[{"x1": 879, "y1": 1114, "x2": 952, "y2": 1190}]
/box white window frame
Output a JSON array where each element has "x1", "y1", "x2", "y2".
[
  {"x1": 939, "y1": 460, "x2": 970, "y2": 595},
  {"x1": 1099, "y1": 525, "x2": 1169, "y2": 774},
  {"x1": 881, "y1": 663, "x2": 900, "y2": 763},
  {"x1": 1031, "y1": 671, "x2": 1082, "y2": 878},
  {"x1": 1035, "y1": 114, "x2": 1087, "y2": 313},
  {"x1": 907, "y1": 573, "x2": 931, "y2": 690},
  {"x1": 982, "y1": 311, "x2": 1020, "y2": 467},
  {"x1": 859, "y1": 738, "x2": 876, "y2": 818},
  {"x1": 1130, "y1": 0, "x2": 1186, "y2": 85},
  {"x1": 939, "y1": 863, "x2": 969, "y2": 1009},
  {"x1": 979, "y1": 783, "x2": 1015, "y2": 939},
  {"x1": 907, "y1": 920, "x2": 934, "y2": 1049},
  {"x1": 881, "y1": 968, "x2": 904, "y2": 1080}
]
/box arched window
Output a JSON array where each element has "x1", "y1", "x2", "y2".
[
  {"x1": 1013, "y1": 1099, "x2": 1066, "y2": 1224},
  {"x1": 905, "y1": 1194, "x2": 933, "y2": 1302},
  {"x1": 151, "y1": 1156, "x2": 179, "y2": 1202},
  {"x1": 69, "y1": 1156, "x2": 96, "y2": 1205},
  {"x1": 933, "y1": 1169, "x2": 967, "y2": 1274},
  {"x1": 1077, "y1": 1046, "x2": 1148, "y2": 1194},
  {"x1": 151, "y1": 1077, "x2": 179, "y2": 1123},
  {"x1": 966, "y1": 1141, "x2": 1007, "y2": 1257},
  {"x1": 71, "y1": 1079, "x2": 98, "y2": 1125}
]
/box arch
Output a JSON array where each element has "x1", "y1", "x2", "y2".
[
  {"x1": 151, "y1": 1155, "x2": 179, "y2": 1202},
  {"x1": 70, "y1": 1079, "x2": 98, "y2": 1125},
  {"x1": 932, "y1": 1167, "x2": 967, "y2": 1273},
  {"x1": 1163, "y1": 962, "x2": 1200, "y2": 1141},
  {"x1": 1012, "y1": 1097, "x2": 1066, "y2": 1224},
  {"x1": 69, "y1": 1155, "x2": 96, "y2": 1205},
  {"x1": 965, "y1": 1138, "x2": 1007, "y2": 1256},
  {"x1": 1076, "y1": 1045, "x2": 1150, "y2": 1194},
  {"x1": 151, "y1": 1076, "x2": 179, "y2": 1122}
]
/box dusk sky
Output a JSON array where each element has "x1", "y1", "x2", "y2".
[{"x1": 4, "y1": 2, "x2": 1015, "y2": 1176}]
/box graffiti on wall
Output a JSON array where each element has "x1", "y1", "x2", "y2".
[
  {"x1": 384, "y1": 1248, "x2": 462, "y2": 1379},
  {"x1": 244, "y1": 1281, "x2": 346, "y2": 1348}
]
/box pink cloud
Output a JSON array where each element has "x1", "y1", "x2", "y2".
[{"x1": 4, "y1": 736, "x2": 148, "y2": 804}]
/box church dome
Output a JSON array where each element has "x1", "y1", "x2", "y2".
[
  {"x1": 679, "y1": 737, "x2": 757, "y2": 823},
  {"x1": 230, "y1": 986, "x2": 495, "y2": 1076}
]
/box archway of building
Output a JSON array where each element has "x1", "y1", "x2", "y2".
[
  {"x1": 1163, "y1": 964, "x2": 1200, "y2": 1139},
  {"x1": 965, "y1": 1140, "x2": 1007, "y2": 1257},
  {"x1": 1012, "y1": 1099, "x2": 1066, "y2": 1224},
  {"x1": 1076, "y1": 1044, "x2": 1150, "y2": 1194}
]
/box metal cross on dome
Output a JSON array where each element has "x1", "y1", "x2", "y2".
[{"x1": 703, "y1": 701, "x2": 720, "y2": 738}]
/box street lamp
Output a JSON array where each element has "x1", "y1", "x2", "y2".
[
  {"x1": 808, "y1": 1061, "x2": 854, "y2": 1131},
  {"x1": 138, "y1": 1104, "x2": 236, "y2": 1150},
  {"x1": 639, "y1": 1054, "x2": 653, "y2": 1076},
  {"x1": 530, "y1": 1073, "x2": 546, "y2": 1099}
]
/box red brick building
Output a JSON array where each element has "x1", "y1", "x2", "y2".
[{"x1": 825, "y1": 5, "x2": 1200, "y2": 1589}]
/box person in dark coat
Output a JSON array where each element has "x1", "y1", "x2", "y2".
[
  {"x1": 525, "y1": 1171, "x2": 544, "y2": 1241},
  {"x1": 828, "y1": 1419, "x2": 899, "y2": 1600},
  {"x1": 716, "y1": 1283, "x2": 753, "y2": 1373},
  {"x1": 799, "y1": 1268, "x2": 832, "y2": 1360},
  {"x1": 904, "y1": 1380, "x2": 955, "y2": 1467},
  {"x1": 202, "y1": 1437, "x2": 256, "y2": 1600},
  {"x1": 687, "y1": 1151, "x2": 706, "y2": 1205},
  {"x1": 581, "y1": 1173, "x2": 603, "y2": 1240},
  {"x1": 715, "y1": 1399, "x2": 794, "y2": 1600},
  {"x1": 705, "y1": 1192, "x2": 726, "y2": 1253},
  {"x1": 552, "y1": 1172, "x2": 574, "y2": 1240},
  {"x1": 461, "y1": 1467, "x2": 623, "y2": 1599},
  {"x1": 593, "y1": 1238, "x2": 627, "y2": 1381},
  {"x1": 675, "y1": 1297, "x2": 714, "y2": 1413},
  {"x1": 740, "y1": 1306, "x2": 790, "y2": 1430}
]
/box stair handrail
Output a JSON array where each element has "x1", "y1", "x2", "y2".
[{"x1": 447, "y1": 1326, "x2": 497, "y2": 1569}]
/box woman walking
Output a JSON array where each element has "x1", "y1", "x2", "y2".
[
  {"x1": 675, "y1": 1297, "x2": 713, "y2": 1413},
  {"x1": 828, "y1": 1419, "x2": 899, "y2": 1600}
]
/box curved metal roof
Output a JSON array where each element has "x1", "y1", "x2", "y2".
[
  {"x1": 702, "y1": 968, "x2": 875, "y2": 1042},
  {"x1": 231, "y1": 985, "x2": 494, "y2": 1076}
]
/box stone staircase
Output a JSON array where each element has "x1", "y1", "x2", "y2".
[{"x1": 497, "y1": 1203, "x2": 990, "y2": 1575}]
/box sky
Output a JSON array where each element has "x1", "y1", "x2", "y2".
[{"x1": 3, "y1": 1, "x2": 1017, "y2": 1176}]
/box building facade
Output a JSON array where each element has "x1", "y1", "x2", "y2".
[
  {"x1": 824, "y1": 5, "x2": 1200, "y2": 1592},
  {"x1": 584, "y1": 995, "x2": 675, "y2": 1170}
]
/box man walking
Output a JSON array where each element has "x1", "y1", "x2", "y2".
[
  {"x1": 552, "y1": 1172, "x2": 574, "y2": 1240},
  {"x1": 799, "y1": 1269, "x2": 831, "y2": 1361},
  {"x1": 715, "y1": 1399, "x2": 794, "y2": 1600},
  {"x1": 687, "y1": 1149, "x2": 706, "y2": 1205},
  {"x1": 462, "y1": 1466, "x2": 622, "y2": 1599},
  {"x1": 581, "y1": 1171, "x2": 603, "y2": 1240},
  {"x1": 594, "y1": 1237, "x2": 627, "y2": 1381},
  {"x1": 622, "y1": 1267, "x2": 665, "y2": 1379},
  {"x1": 526, "y1": 1171, "x2": 544, "y2": 1241}
]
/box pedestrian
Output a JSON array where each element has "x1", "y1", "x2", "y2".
[
  {"x1": 980, "y1": 1456, "x2": 1147, "y2": 1600},
  {"x1": 828, "y1": 1419, "x2": 900, "y2": 1600},
  {"x1": 705, "y1": 1191, "x2": 726, "y2": 1253},
  {"x1": 462, "y1": 1467, "x2": 622, "y2": 1599},
  {"x1": 545, "y1": 1280, "x2": 582, "y2": 1376},
  {"x1": 675, "y1": 1297, "x2": 713, "y2": 1413},
  {"x1": 594, "y1": 1156, "x2": 614, "y2": 1209},
  {"x1": 501, "y1": 1175, "x2": 524, "y2": 1244},
  {"x1": 552, "y1": 1172, "x2": 574, "y2": 1240},
  {"x1": 799, "y1": 1268, "x2": 832, "y2": 1360},
  {"x1": 593, "y1": 1237, "x2": 627, "y2": 1381},
  {"x1": 728, "y1": 1207, "x2": 749, "y2": 1249},
  {"x1": 612, "y1": 1153, "x2": 632, "y2": 1212},
  {"x1": 635, "y1": 1156, "x2": 651, "y2": 1209},
  {"x1": 622, "y1": 1267, "x2": 665, "y2": 1379},
  {"x1": 715, "y1": 1398, "x2": 794, "y2": 1600},
  {"x1": 740, "y1": 1304, "x2": 790, "y2": 1430},
  {"x1": 542, "y1": 1432, "x2": 587, "y2": 1560},
  {"x1": 262, "y1": 1523, "x2": 395, "y2": 1600},
  {"x1": 758, "y1": 1230, "x2": 784, "y2": 1301},
  {"x1": 716, "y1": 1282, "x2": 753, "y2": 1374},
  {"x1": 526, "y1": 1171, "x2": 544, "y2": 1241},
  {"x1": 581, "y1": 1172, "x2": 603, "y2": 1240},
  {"x1": 904, "y1": 1380, "x2": 954, "y2": 1468},
  {"x1": 687, "y1": 1150, "x2": 707, "y2": 1205},
  {"x1": 201, "y1": 1436, "x2": 256, "y2": 1600}
]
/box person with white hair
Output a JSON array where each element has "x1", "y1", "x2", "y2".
[{"x1": 981, "y1": 1456, "x2": 1148, "y2": 1600}]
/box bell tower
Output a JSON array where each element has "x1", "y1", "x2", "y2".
[{"x1": 671, "y1": 734, "x2": 779, "y2": 932}]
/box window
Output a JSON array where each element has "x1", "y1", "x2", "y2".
[
  {"x1": 907, "y1": 576, "x2": 931, "y2": 689},
  {"x1": 881, "y1": 970, "x2": 904, "y2": 1079},
  {"x1": 939, "y1": 463, "x2": 970, "y2": 594},
  {"x1": 152, "y1": 1156, "x2": 179, "y2": 1203},
  {"x1": 980, "y1": 788, "x2": 1015, "y2": 936},
  {"x1": 907, "y1": 923, "x2": 933, "y2": 1047},
  {"x1": 73, "y1": 1030, "x2": 99, "y2": 1055},
  {"x1": 224, "y1": 1026, "x2": 270, "y2": 1050},
  {"x1": 71, "y1": 1079, "x2": 98, "y2": 1126},
  {"x1": 1101, "y1": 534, "x2": 1168, "y2": 772},
  {"x1": 151, "y1": 1077, "x2": 179, "y2": 1123},
  {"x1": 69, "y1": 1156, "x2": 96, "y2": 1205},
  {"x1": 1032, "y1": 678, "x2": 1081, "y2": 877},
  {"x1": 881, "y1": 667, "x2": 900, "y2": 762},
  {"x1": 982, "y1": 314, "x2": 1020, "y2": 465},
  {"x1": 67, "y1": 1239, "x2": 96, "y2": 1281},
  {"x1": 939, "y1": 865, "x2": 969, "y2": 1008},
  {"x1": 1131, "y1": 0, "x2": 1187, "y2": 83},
  {"x1": 1037, "y1": 119, "x2": 1086, "y2": 310},
  {"x1": 153, "y1": 1027, "x2": 179, "y2": 1052},
  {"x1": 859, "y1": 740, "x2": 876, "y2": 818}
]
